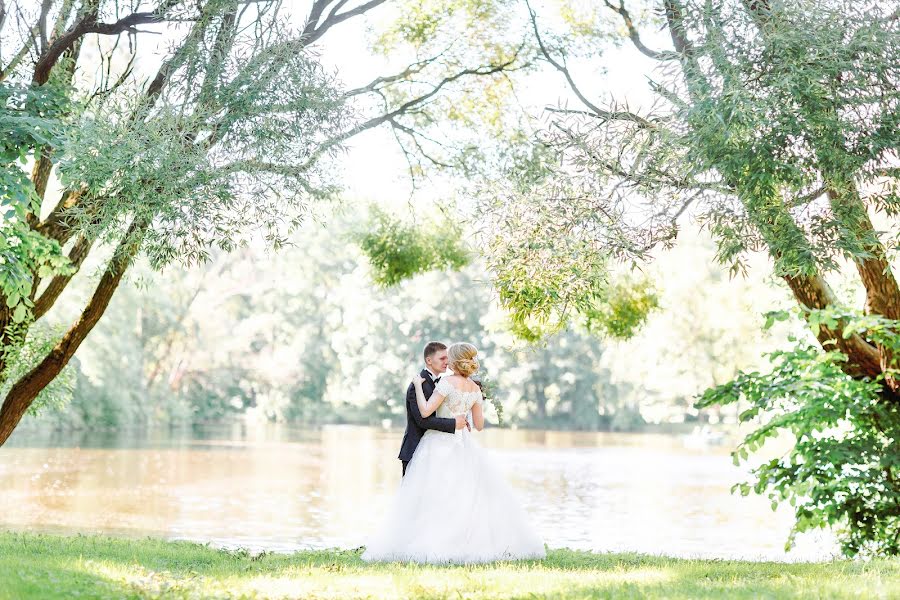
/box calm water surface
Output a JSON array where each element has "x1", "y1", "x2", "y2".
[{"x1": 0, "y1": 424, "x2": 836, "y2": 561}]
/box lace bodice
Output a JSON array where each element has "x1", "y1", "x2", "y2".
[{"x1": 434, "y1": 378, "x2": 483, "y2": 418}]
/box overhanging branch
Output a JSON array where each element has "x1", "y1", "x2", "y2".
[
  {"x1": 301, "y1": 0, "x2": 388, "y2": 45},
  {"x1": 602, "y1": 0, "x2": 672, "y2": 61},
  {"x1": 300, "y1": 49, "x2": 524, "y2": 171},
  {"x1": 32, "y1": 0, "x2": 181, "y2": 84},
  {"x1": 526, "y1": 0, "x2": 605, "y2": 117}
]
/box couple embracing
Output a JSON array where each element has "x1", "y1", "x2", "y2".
[{"x1": 362, "y1": 341, "x2": 546, "y2": 564}]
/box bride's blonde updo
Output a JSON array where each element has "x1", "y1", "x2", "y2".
[{"x1": 448, "y1": 342, "x2": 479, "y2": 377}]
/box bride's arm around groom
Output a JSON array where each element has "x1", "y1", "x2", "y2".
[{"x1": 412, "y1": 375, "x2": 484, "y2": 431}]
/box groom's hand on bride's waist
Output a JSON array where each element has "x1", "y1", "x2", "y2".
[{"x1": 455, "y1": 415, "x2": 469, "y2": 430}]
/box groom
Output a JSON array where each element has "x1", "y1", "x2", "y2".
[{"x1": 398, "y1": 341, "x2": 468, "y2": 476}]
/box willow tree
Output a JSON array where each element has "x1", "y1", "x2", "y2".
[
  {"x1": 0, "y1": 0, "x2": 525, "y2": 445},
  {"x1": 482, "y1": 0, "x2": 899, "y2": 555}
]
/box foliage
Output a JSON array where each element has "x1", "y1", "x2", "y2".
[
  {"x1": 0, "y1": 220, "x2": 73, "y2": 324},
  {"x1": 484, "y1": 217, "x2": 659, "y2": 343},
  {"x1": 0, "y1": 0, "x2": 609, "y2": 443},
  {"x1": 355, "y1": 207, "x2": 470, "y2": 287},
  {"x1": 698, "y1": 309, "x2": 900, "y2": 557},
  {"x1": 676, "y1": 1, "x2": 900, "y2": 276},
  {"x1": 457, "y1": 0, "x2": 900, "y2": 557},
  {"x1": 24, "y1": 212, "x2": 795, "y2": 434},
  {"x1": 582, "y1": 276, "x2": 659, "y2": 339},
  {"x1": 523, "y1": 0, "x2": 898, "y2": 277},
  {"x1": 473, "y1": 136, "x2": 662, "y2": 343},
  {"x1": 0, "y1": 83, "x2": 74, "y2": 422},
  {"x1": 371, "y1": 0, "x2": 530, "y2": 146},
  {"x1": 0, "y1": 83, "x2": 68, "y2": 220},
  {"x1": 0, "y1": 83, "x2": 74, "y2": 325},
  {"x1": 476, "y1": 371, "x2": 503, "y2": 426},
  {"x1": 0, "y1": 0, "x2": 378, "y2": 445},
  {"x1": 473, "y1": 0, "x2": 899, "y2": 328},
  {"x1": 55, "y1": 46, "x2": 345, "y2": 268},
  {"x1": 489, "y1": 227, "x2": 609, "y2": 342},
  {"x1": 2, "y1": 532, "x2": 900, "y2": 599}
]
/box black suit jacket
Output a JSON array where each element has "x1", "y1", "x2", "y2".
[{"x1": 397, "y1": 369, "x2": 456, "y2": 461}]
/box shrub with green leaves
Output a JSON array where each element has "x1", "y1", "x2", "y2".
[{"x1": 699, "y1": 309, "x2": 900, "y2": 557}]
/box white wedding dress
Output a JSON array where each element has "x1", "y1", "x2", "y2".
[{"x1": 362, "y1": 378, "x2": 546, "y2": 564}]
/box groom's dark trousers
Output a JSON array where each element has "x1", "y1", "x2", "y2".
[{"x1": 398, "y1": 368, "x2": 456, "y2": 476}]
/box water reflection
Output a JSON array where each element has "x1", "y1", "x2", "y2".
[{"x1": 0, "y1": 424, "x2": 835, "y2": 560}]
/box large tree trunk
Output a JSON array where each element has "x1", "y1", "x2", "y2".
[
  {"x1": 663, "y1": 0, "x2": 894, "y2": 384},
  {"x1": 826, "y1": 184, "x2": 900, "y2": 389},
  {"x1": 826, "y1": 184, "x2": 900, "y2": 320},
  {"x1": 739, "y1": 0, "x2": 900, "y2": 385},
  {"x1": 32, "y1": 234, "x2": 95, "y2": 319},
  {"x1": 782, "y1": 272, "x2": 884, "y2": 379},
  {"x1": 0, "y1": 215, "x2": 150, "y2": 446}
]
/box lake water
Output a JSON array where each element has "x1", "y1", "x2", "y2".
[{"x1": 0, "y1": 424, "x2": 836, "y2": 561}]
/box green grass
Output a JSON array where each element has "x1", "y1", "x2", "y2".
[{"x1": 0, "y1": 532, "x2": 898, "y2": 599}]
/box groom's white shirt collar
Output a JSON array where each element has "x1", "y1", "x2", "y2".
[{"x1": 425, "y1": 368, "x2": 443, "y2": 380}]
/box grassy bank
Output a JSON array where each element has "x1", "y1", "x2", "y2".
[{"x1": 1, "y1": 532, "x2": 898, "y2": 599}]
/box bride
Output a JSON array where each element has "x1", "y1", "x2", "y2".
[{"x1": 362, "y1": 342, "x2": 546, "y2": 564}]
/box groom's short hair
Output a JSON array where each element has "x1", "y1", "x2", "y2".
[{"x1": 423, "y1": 341, "x2": 447, "y2": 361}]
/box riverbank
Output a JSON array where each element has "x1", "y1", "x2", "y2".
[{"x1": 1, "y1": 532, "x2": 897, "y2": 599}]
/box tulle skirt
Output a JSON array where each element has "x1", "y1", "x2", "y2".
[{"x1": 361, "y1": 428, "x2": 546, "y2": 564}]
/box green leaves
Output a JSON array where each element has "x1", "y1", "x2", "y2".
[
  {"x1": 475, "y1": 165, "x2": 660, "y2": 342},
  {"x1": 489, "y1": 235, "x2": 609, "y2": 341},
  {"x1": 0, "y1": 83, "x2": 68, "y2": 221},
  {"x1": 0, "y1": 82, "x2": 74, "y2": 327},
  {"x1": 501, "y1": 0, "x2": 900, "y2": 289},
  {"x1": 355, "y1": 207, "x2": 471, "y2": 287},
  {"x1": 11, "y1": 304, "x2": 27, "y2": 324},
  {"x1": 762, "y1": 310, "x2": 790, "y2": 331},
  {"x1": 0, "y1": 224, "x2": 74, "y2": 327},
  {"x1": 699, "y1": 309, "x2": 900, "y2": 557},
  {"x1": 475, "y1": 372, "x2": 504, "y2": 426},
  {"x1": 50, "y1": 15, "x2": 346, "y2": 272},
  {"x1": 581, "y1": 277, "x2": 659, "y2": 340}
]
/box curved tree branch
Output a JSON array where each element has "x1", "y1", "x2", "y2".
[
  {"x1": 664, "y1": 0, "x2": 695, "y2": 58},
  {"x1": 301, "y1": 0, "x2": 388, "y2": 45},
  {"x1": 300, "y1": 49, "x2": 524, "y2": 170},
  {"x1": 525, "y1": 0, "x2": 606, "y2": 117},
  {"x1": 32, "y1": 234, "x2": 94, "y2": 320},
  {"x1": 602, "y1": 0, "x2": 672, "y2": 61},
  {"x1": 32, "y1": 0, "x2": 181, "y2": 84}
]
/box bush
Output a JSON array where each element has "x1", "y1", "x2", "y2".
[{"x1": 698, "y1": 309, "x2": 900, "y2": 557}]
